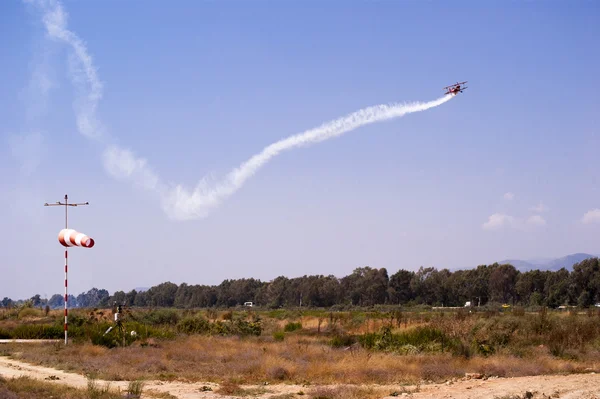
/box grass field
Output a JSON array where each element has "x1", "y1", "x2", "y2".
[
  {"x1": 0, "y1": 374, "x2": 148, "y2": 399},
  {"x1": 1, "y1": 305, "x2": 599, "y2": 395}
]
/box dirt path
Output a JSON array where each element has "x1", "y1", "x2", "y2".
[
  {"x1": 400, "y1": 372, "x2": 600, "y2": 399},
  {"x1": 1, "y1": 355, "x2": 599, "y2": 398}
]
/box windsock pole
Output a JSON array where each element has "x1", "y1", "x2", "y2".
[
  {"x1": 44, "y1": 194, "x2": 90, "y2": 345},
  {"x1": 64, "y1": 247, "x2": 68, "y2": 345}
]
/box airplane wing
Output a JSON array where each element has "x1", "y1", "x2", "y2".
[{"x1": 444, "y1": 81, "x2": 467, "y2": 89}]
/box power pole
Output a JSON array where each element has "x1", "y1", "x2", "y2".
[{"x1": 44, "y1": 194, "x2": 89, "y2": 345}]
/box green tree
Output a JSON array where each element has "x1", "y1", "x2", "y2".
[
  {"x1": 388, "y1": 269, "x2": 414, "y2": 304},
  {"x1": 488, "y1": 263, "x2": 519, "y2": 304}
]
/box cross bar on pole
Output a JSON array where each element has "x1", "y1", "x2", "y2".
[{"x1": 44, "y1": 194, "x2": 89, "y2": 345}]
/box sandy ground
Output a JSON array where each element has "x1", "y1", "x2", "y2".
[
  {"x1": 1, "y1": 355, "x2": 600, "y2": 398},
  {"x1": 402, "y1": 373, "x2": 600, "y2": 399}
]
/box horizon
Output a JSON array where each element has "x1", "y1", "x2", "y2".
[
  {"x1": 4, "y1": 251, "x2": 599, "y2": 302},
  {"x1": 1, "y1": 0, "x2": 599, "y2": 299}
]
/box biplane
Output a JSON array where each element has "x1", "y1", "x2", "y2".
[{"x1": 444, "y1": 81, "x2": 468, "y2": 95}]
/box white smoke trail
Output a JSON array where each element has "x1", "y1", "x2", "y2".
[
  {"x1": 163, "y1": 94, "x2": 454, "y2": 220},
  {"x1": 27, "y1": 0, "x2": 455, "y2": 221},
  {"x1": 28, "y1": 0, "x2": 161, "y2": 185},
  {"x1": 35, "y1": 0, "x2": 104, "y2": 140}
]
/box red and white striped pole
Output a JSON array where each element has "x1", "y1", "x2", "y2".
[
  {"x1": 64, "y1": 248, "x2": 68, "y2": 344},
  {"x1": 44, "y1": 194, "x2": 91, "y2": 345}
]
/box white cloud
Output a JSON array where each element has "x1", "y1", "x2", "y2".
[
  {"x1": 581, "y1": 209, "x2": 600, "y2": 224},
  {"x1": 7, "y1": 132, "x2": 45, "y2": 175},
  {"x1": 482, "y1": 213, "x2": 518, "y2": 230},
  {"x1": 526, "y1": 215, "x2": 546, "y2": 226},
  {"x1": 482, "y1": 213, "x2": 546, "y2": 231},
  {"x1": 503, "y1": 192, "x2": 514, "y2": 200},
  {"x1": 530, "y1": 202, "x2": 549, "y2": 213}
]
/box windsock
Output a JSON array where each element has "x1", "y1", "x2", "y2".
[{"x1": 58, "y1": 228, "x2": 95, "y2": 248}]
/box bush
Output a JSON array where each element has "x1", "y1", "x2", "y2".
[
  {"x1": 358, "y1": 325, "x2": 456, "y2": 353},
  {"x1": 284, "y1": 322, "x2": 302, "y2": 332},
  {"x1": 17, "y1": 308, "x2": 40, "y2": 319},
  {"x1": 273, "y1": 331, "x2": 285, "y2": 341},
  {"x1": 138, "y1": 309, "x2": 180, "y2": 326},
  {"x1": 233, "y1": 319, "x2": 262, "y2": 336},
  {"x1": 90, "y1": 331, "x2": 120, "y2": 349},
  {"x1": 329, "y1": 333, "x2": 356, "y2": 348},
  {"x1": 126, "y1": 379, "x2": 145, "y2": 398},
  {"x1": 176, "y1": 316, "x2": 261, "y2": 337},
  {"x1": 177, "y1": 316, "x2": 210, "y2": 334},
  {"x1": 9, "y1": 324, "x2": 63, "y2": 339},
  {"x1": 471, "y1": 316, "x2": 521, "y2": 353}
]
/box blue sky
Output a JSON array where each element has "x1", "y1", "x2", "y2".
[{"x1": 1, "y1": 0, "x2": 599, "y2": 300}]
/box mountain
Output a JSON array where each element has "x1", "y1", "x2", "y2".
[{"x1": 498, "y1": 253, "x2": 598, "y2": 272}]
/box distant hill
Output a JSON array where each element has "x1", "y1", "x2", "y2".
[{"x1": 499, "y1": 253, "x2": 598, "y2": 272}]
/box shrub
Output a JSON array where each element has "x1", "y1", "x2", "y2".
[
  {"x1": 17, "y1": 308, "x2": 40, "y2": 319},
  {"x1": 284, "y1": 322, "x2": 302, "y2": 332},
  {"x1": 233, "y1": 319, "x2": 262, "y2": 336},
  {"x1": 177, "y1": 316, "x2": 210, "y2": 334},
  {"x1": 126, "y1": 379, "x2": 145, "y2": 398},
  {"x1": 471, "y1": 316, "x2": 521, "y2": 353},
  {"x1": 138, "y1": 309, "x2": 179, "y2": 326},
  {"x1": 329, "y1": 333, "x2": 356, "y2": 348},
  {"x1": 210, "y1": 320, "x2": 233, "y2": 336},
  {"x1": 267, "y1": 366, "x2": 291, "y2": 381},
  {"x1": 273, "y1": 331, "x2": 285, "y2": 341},
  {"x1": 9, "y1": 324, "x2": 63, "y2": 339},
  {"x1": 358, "y1": 325, "x2": 456, "y2": 353},
  {"x1": 222, "y1": 311, "x2": 233, "y2": 321}
]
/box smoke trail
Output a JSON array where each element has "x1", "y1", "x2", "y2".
[
  {"x1": 27, "y1": 0, "x2": 455, "y2": 221},
  {"x1": 28, "y1": 0, "x2": 161, "y2": 186},
  {"x1": 162, "y1": 94, "x2": 454, "y2": 220},
  {"x1": 30, "y1": 0, "x2": 104, "y2": 140}
]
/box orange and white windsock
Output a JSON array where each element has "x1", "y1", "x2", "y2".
[{"x1": 58, "y1": 229, "x2": 95, "y2": 248}]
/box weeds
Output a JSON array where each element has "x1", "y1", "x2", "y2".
[
  {"x1": 86, "y1": 373, "x2": 112, "y2": 399},
  {"x1": 273, "y1": 331, "x2": 285, "y2": 341},
  {"x1": 0, "y1": 375, "x2": 121, "y2": 399},
  {"x1": 1, "y1": 307, "x2": 600, "y2": 386},
  {"x1": 284, "y1": 322, "x2": 302, "y2": 332},
  {"x1": 215, "y1": 381, "x2": 269, "y2": 396},
  {"x1": 126, "y1": 379, "x2": 145, "y2": 398},
  {"x1": 308, "y1": 385, "x2": 389, "y2": 399}
]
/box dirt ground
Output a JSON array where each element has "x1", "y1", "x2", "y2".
[{"x1": 1, "y1": 355, "x2": 600, "y2": 398}]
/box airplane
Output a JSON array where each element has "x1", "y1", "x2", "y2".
[{"x1": 443, "y1": 81, "x2": 468, "y2": 95}]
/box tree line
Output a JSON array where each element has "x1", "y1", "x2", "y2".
[{"x1": 3, "y1": 258, "x2": 600, "y2": 310}]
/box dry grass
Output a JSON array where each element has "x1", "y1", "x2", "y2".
[
  {"x1": 1, "y1": 308, "x2": 599, "y2": 389},
  {"x1": 215, "y1": 381, "x2": 270, "y2": 396},
  {"x1": 307, "y1": 385, "x2": 393, "y2": 399},
  {"x1": 0, "y1": 375, "x2": 122, "y2": 399},
  {"x1": 2, "y1": 333, "x2": 596, "y2": 386}
]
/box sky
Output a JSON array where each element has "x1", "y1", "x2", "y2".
[{"x1": 1, "y1": 0, "x2": 599, "y2": 300}]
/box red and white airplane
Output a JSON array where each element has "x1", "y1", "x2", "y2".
[{"x1": 443, "y1": 81, "x2": 468, "y2": 95}]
